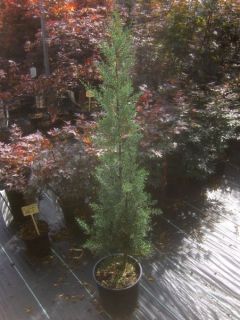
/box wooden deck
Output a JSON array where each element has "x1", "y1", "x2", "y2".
[{"x1": 0, "y1": 162, "x2": 240, "y2": 320}]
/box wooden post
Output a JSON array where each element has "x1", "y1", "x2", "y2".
[
  {"x1": 88, "y1": 97, "x2": 91, "y2": 112},
  {"x1": 86, "y1": 90, "x2": 94, "y2": 112},
  {"x1": 31, "y1": 214, "x2": 40, "y2": 236}
]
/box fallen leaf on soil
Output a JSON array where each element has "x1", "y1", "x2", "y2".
[
  {"x1": 58, "y1": 294, "x2": 85, "y2": 302},
  {"x1": 147, "y1": 276, "x2": 155, "y2": 282},
  {"x1": 24, "y1": 307, "x2": 33, "y2": 314}
]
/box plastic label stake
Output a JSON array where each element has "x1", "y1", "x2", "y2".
[{"x1": 21, "y1": 204, "x2": 40, "y2": 236}]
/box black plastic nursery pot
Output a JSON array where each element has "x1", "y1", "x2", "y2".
[
  {"x1": 5, "y1": 190, "x2": 26, "y2": 223},
  {"x1": 93, "y1": 254, "x2": 142, "y2": 315},
  {"x1": 60, "y1": 202, "x2": 75, "y2": 225},
  {"x1": 19, "y1": 220, "x2": 50, "y2": 256}
]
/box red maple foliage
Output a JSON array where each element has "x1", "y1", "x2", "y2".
[
  {"x1": 0, "y1": 125, "x2": 52, "y2": 192},
  {"x1": 0, "y1": 0, "x2": 112, "y2": 121}
]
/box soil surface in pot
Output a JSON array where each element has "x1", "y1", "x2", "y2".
[
  {"x1": 96, "y1": 256, "x2": 138, "y2": 289},
  {"x1": 19, "y1": 220, "x2": 48, "y2": 240}
]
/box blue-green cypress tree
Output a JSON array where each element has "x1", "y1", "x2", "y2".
[{"x1": 83, "y1": 12, "x2": 152, "y2": 259}]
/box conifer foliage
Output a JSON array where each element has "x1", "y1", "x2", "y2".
[{"x1": 83, "y1": 12, "x2": 152, "y2": 257}]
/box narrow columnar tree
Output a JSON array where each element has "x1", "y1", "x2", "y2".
[{"x1": 84, "y1": 12, "x2": 152, "y2": 258}]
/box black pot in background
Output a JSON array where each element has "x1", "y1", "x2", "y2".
[
  {"x1": 6, "y1": 190, "x2": 26, "y2": 223},
  {"x1": 60, "y1": 202, "x2": 76, "y2": 225},
  {"x1": 24, "y1": 232, "x2": 50, "y2": 257},
  {"x1": 93, "y1": 254, "x2": 142, "y2": 315},
  {"x1": 19, "y1": 220, "x2": 50, "y2": 257}
]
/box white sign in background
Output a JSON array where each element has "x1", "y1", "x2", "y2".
[{"x1": 0, "y1": 190, "x2": 14, "y2": 226}]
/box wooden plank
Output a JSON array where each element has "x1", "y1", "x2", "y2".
[
  {"x1": 1, "y1": 165, "x2": 240, "y2": 320},
  {"x1": 0, "y1": 249, "x2": 46, "y2": 320},
  {"x1": 0, "y1": 220, "x2": 108, "y2": 320}
]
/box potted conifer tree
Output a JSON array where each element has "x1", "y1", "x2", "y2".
[{"x1": 79, "y1": 12, "x2": 153, "y2": 312}]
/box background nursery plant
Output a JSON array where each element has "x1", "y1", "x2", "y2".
[{"x1": 79, "y1": 11, "x2": 153, "y2": 289}]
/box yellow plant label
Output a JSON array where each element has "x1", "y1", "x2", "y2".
[
  {"x1": 21, "y1": 203, "x2": 39, "y2": 216},
  {"x1": 86, "y1": 90, "x2": 94, "y2": 98}
]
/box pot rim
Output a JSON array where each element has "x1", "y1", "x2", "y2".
[{"x1": 93, "y1": 253, "x2": 142, "y2": 292}]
